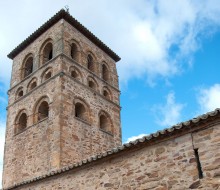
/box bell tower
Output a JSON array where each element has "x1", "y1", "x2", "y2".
[{"x1": 3, "y1": 9, "x2": 121, "y2": 189}]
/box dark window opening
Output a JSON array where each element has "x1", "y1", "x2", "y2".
[
  {"x1": 38, "y1": 101, "x2": 49, "y2": 121},
  {"x1": 30, "y1": 81, "x2": 37, "y2": 91},
  {"x1": 49, "y1": 50, "x2": 53, "y2": 60},
  {"x1": 102, "y1": 64, "x2": 109, "y2": 81},
  {"x1": 71, "y1": 43, "x2": 77, "y2": 60},
  {"x1": 43, "y1": 43, "x2": 53, "y2": 64},
  {"x1": 103, "y1": 90, "x2": 110, "y2": 100},
  {"x1": 100, "y1": 115, "x2": 111, "y2": 133},
  {"x1": 44, "y1": 72, "x2": 52, "y2": 81},
  {"x1": 24, "y1": 57, "x2": 33, "y2": 78},
  {"x1": 18, "y1": 90, "x2": 23, "y2": 98},
  {"x1": 194, "y1": 149, "x2": 203, "y2": 179},
  {"x1": 71, "y1": 70, "x2": 78, "y2": 78},
  {"x1": 75, "y1": 103, "x2": 87, "y2": 121},
  {"x1": 16, "y1": 113, "x2": 27, "y2": 134},
  {"x1": 88, "y1": 80, "x2": 96, "y2": 89},
  {"x1": 87, "y1": 54, "x2": 95, "y2": 72}
]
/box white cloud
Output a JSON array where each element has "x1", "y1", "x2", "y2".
[
  {"x1": 1, "y1": 0, "x2": 220, "y2": 85},
  {"x1": 153, "y1": 92, "x2": 185, "y2": 127},
  {"x1": 124, "y1": 134, "x2": 148, "y2": 144},
  {"x1": 197, "y1": 84, "x2": 220, "y2": 113}
]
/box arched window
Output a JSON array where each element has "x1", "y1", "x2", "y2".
[
  {"x1": 16, "y1": 87, "x2": 24, "y2": 99},
  {"x1": 71, "y1": 70, "x2": 78, "y2": 78},
  {"x1": 15, "y1": 112, "x2": 27, "y2": 134},
  {"x1": 42, "y1": 42, "x2": 53, "y2": 64},
  {"x1": 22, "y1": 56, "x2": 33, "y2": 79},
  {"x1": 89, "y1": 80, "x2": 96, "y2": 89},
  {"x1": 102, "y1": 64, "x2": 109, "y2": 81},
  {"x1": 30, "y1": 81, "x2": 37, "y2": 91},
  {"x1": 99, "y1": 113, "x2": 112, "y2": 134},
  {"x1": 70, "y1": 67, "x2": 82, "y2": 81},
  {"x1": 71, "y1": 43, "x2": 78, "y2": 60},
  {"x1": 103, "y1": 90, "x2": 110, "y2": 100},
  {"x1": 102, "y1": 87, "x2": 112, "y2": 100},
  {"x1": 37, "y1": 101, "x2": 49, "y2": 121},
  {"x1": 87, "y1": 77, "x2": 98, "y2": 91},
  {"x1": 87, "y1": 54, "x2": 95, "y2": 72},
  {"x1": 75, "y1": 103, "x2": 87, "y2": 121},
  {"x1": 42, "y1": 68, "x2": 52, "y2": 82},
  {"x1": 27, "y1": 78, "x2": 37, "y2": 92},
  {"x1": 74, "y1": 98, "x2": 90, "y2": 123}
]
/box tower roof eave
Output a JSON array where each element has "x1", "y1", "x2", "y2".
[{"x1": 7, "y1": 9, "x2": 121, "y2": 62}]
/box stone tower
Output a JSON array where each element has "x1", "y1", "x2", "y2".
[{"x1": 3, "y1": 9, "x2": 121, "y2": 188}]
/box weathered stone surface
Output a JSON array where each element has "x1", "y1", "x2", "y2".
[{"x1": 3, "y1": 16, "x2": 121, "y2": 188}]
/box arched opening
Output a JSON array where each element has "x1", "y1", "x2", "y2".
[
  {"x1": 102, "y1": 64, "x2": 109, "y2": 81},
  {"x1": 71, "y1": 43, "x2": 78, "y2": 60},
  {"x1": 99, "y1": 114, "x2": 112, "y2": 133},
  {"x1": 44, "y1": 72, "x2": 51, "y2": 80},
  {"x1": 42, "y1": 42, "x2": 53, "y2": 64},
  {"x1": 15, "y1": 112, "x2": 27, "y2": 134},
  {"x1": 42, "y1": 68, "x2": 52, "y2": 82},
  {"x1": 18, "y1": 90, "x2": 23, "y2": 97},
  {"x1": 103, "y1": 89, "x2": 110, "y2": 100},
  {"x1": 37, "y1": 101, "x2": 49, "y2": 121},
  {"x1": 87, "y1": 54, "x2": 95, "y2": 72},
  {"x1": 30, "y1": 81, "x2": 37, "y2": 91},
  {"x1": 16, "y1": 87, "x2": 24, "y2": 99},
  {"x1": 75, "y1": 102, "x2": 87, "y2": 121},
  {"x1": 88, "y1": 80, "x2": 96, "y2": 90},
  {"x1": 23, "y1": 56, "x2": 33, "y2": 79},
  {"x1": 70, "y1": 67, "x2": 82, "y2": 81},
  {"x1": 71, "y1": 70, "x2": 78, "y2": 78}
]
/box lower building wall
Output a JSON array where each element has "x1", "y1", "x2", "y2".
[{"x1": 11, "y1": 124, "x2": 220, "y2": 190}]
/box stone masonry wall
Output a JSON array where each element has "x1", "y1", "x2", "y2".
[
  {"x1": 3, "y1": 17, "x2": 121, "y2": 189},
  {"x1": 9, "y1": 121, "x2": 220, "y2": 190}
]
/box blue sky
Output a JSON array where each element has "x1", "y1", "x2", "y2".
[{"x1": 1, "y1": 0, "x2": 220, "y2": 187}]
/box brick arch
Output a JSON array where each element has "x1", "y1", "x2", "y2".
[
  {"x1": 33, "y1": 95, "x2": 51, "y2": 123},
  {"x1": 27, "y1": 77, "x2": 38, "y2": 92},
  {"x1": 87, "y1": 75, "x2": 99, "y2": 92},
  {"x1": 14, "y1": 109, "x2": 28, "y2": 135},
  {"x1": 98, "y1": 110, "x2": 113, "y2": 134},
  {"x1": 21, "y1": 53, "x2": 34, "y2": 80},
  {"x1": 73, "y1": 97, "x2": 91, "y2": 123},
  {"x1": 41, "y1": 67, "x2": 53, "y2": 83},
  {"x1": 69, "y1": 66, "x2": 83, "y2": 82},
  {"x1": 68, "y1": 39, "x2": 82, "y2": 63},
  {"x1": 39, "y1": 38, "x2": 54, "y2": 66}
]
